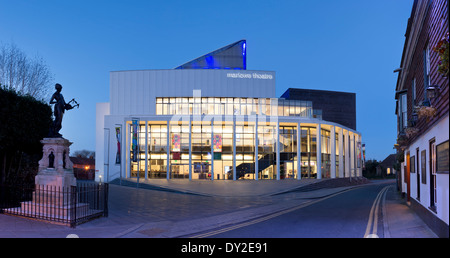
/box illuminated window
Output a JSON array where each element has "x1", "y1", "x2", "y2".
[{"x1": 155, "y1": 97, "x2": 314, "y2": 118}]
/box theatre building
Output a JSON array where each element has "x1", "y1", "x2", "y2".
[{"x1": 96, "y1": 40, "x2": 362, "y2": 183}]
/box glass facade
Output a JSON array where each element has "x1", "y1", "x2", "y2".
[
  {"x1": 191, "y1": 122, "x2": 212, "y2": 180},
  {"x1": 300, "y1": 127, "x2": 317, "y2": 178},
  {"x1": 257, "y1": 124, "x2": 277, "y2": 180},
  {"x1": 321, "y1": 129, "x2": 331, "y2": 178},
  {"x1": 279, "y1": 124, "x2": 298, "y2": 179},
  {"x1": 212, "y1": 122, "x2": 234, "y2": 180},
  {"x1": 156, "y1": 97, "x2": 314, "y2": 117},
  {"x1": 235, "y1": 123, "x2": 255, "y2": 179},
  {"x1": 126, "y1": 117, "x2": 360, "y2": 180},
  {"x1": 128, "y1": 120, "x2": 360, "y2": 181},
  {"x1": 170, "y1": 122, "x2": 190, "y2": 179}
]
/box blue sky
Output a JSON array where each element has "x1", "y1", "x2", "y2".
[{"x1": 0, "y1": 0, "x2": 412, "y2": 161}]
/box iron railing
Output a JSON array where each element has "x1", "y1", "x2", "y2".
[{"x1": 0, "y1": 182, "x2": 108, "y2": 228}]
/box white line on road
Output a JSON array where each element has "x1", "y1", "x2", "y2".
[
  {"x1": 364, "y1": 185, "x2": 390, "y2": 238},
  {"x1": 190, "y1": 187, "x2": 358, "y2": 238}
]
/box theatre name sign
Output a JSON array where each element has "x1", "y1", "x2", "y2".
[{"x1": 227, "y1": 72, "x2": 273, "y2": 80}]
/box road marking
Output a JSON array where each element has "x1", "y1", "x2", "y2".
[
  {"x1": 364, "y1": 185, "x2": 390, "y2": 238},
  {"x1": 190, "y1": 187, "x2": 357, "y2": 238}
]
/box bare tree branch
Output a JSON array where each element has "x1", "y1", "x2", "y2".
[{"x1": 0, "y1": 42, "x2": 53, "y2": 100}]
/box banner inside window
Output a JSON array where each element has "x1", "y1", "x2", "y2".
[
  {"x1": 115, "y1": 126, "x2": 121, "y2": 164},
  {"x1": 213, "y1": 134, "x2": 222, "y2": 152},
  {"x1": 132, "y1": 119, "x2": 139, "y2": 162}
]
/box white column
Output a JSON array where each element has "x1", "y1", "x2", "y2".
[
  {"x1": 145, "y1": 121, "x2": 148, "y2": 180},
  {"x1": 233, "y1": 118, "x2": 236, "y2": 181},
  {"x1": 255, "y1": 120, "x2": 259, "y2": 181},
  {"x1": 297, "y1": 122, "x2": 301, "y2": 180},
  {"x1": 359, "y1": 134, "x2": 363, "y2": 177},
  {"x1": 344, "y1": 129, "x2": 349, "y2": 178},
  {"x1": 330, "y1": 125, "x2": 336, "y2": 179},
  {"x1": 189, "y1": 118, "x2": 192, "y2": 181},
  {"x1": 338, "y1": 127, "x2": 344, "y2": 178},
  {"x1": 356, "y1": 134, "x2": 361, "y2": 177},
  {"x1": 316, "y1": 123, "x2": 322, "y2": 179},
  {"x1": 125, "y1": 121, "x2": 130, "y2": 179},
  {"x1": 103, "y1": 128, "x2": 110, "y2": 183},
  {"x1": 211, "y1": 120, "x2": 214, "y2": 181},
  {"x1": 276, "y1": 121, "x2": 280, "y2": 180},
  {"x1": 350, "y1": 132, "x2": 355, "y2": 179},
  {"x1": 166, "y1": 122, "x2": 170, "y2": 180}
]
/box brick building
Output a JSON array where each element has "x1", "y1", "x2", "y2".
[{"x1": 394, "y1": 0, "x2": 448, "y2": 237}]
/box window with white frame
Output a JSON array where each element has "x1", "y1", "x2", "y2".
[
  {"x1": 398, "y1": 92, "x2": 408, "y2": 132},
  {"x1": 424, "y1": 45, "x2": 431, "y2": 88}
]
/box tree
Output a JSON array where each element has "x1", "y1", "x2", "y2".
[
  {"x1": 362, "y1": 159, "x2": 380, "y2": 178},
  {"x1": 0, "y1": 86, "x2": 52, "y2": 184},
  {"x1": 0, "y1": 42, "x2": 53, "y2": 101},
  {"x1": 73, "y1": 150, "x2": 95, "y2": 159}
]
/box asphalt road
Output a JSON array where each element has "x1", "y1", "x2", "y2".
[{"x1": 192, "y1": 183, "x2": 391, "y2": 238}]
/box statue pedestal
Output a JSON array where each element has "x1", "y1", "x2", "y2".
[
  {"x1": 35, "y1": 137, "x2": 76, "y2": 188},
  {"x1": 4, "y1": 137, "x2": 87, "y2": 223}
]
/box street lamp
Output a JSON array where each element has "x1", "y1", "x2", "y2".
[{"x1": 426, "y1": 85, "x2": 441, "y2": 99}]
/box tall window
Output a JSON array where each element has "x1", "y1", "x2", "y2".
[
  {"x1": 300, "y1": 127, "x2": 317, "y2": 178},
  {"x1": 429, "y1": 139, "x2": 437, "y2": 211},
  {"x1": 258, "y1": 124, "x2": 277, "y2": 180},
  {"x1": 398, "y1": 92, "x2": 408, "y2": 132},
  {"x1": 424, "y1": 45, "x2": 431, "y2": 89},
  {"x1": 321, "y1": 129, "x2": 331, "y2": 178},
  {"x1": 279, "y1": 125, "x2": 298, "y2": 179},
  {"x1": 147, "y1": 124, "x2": 168, "y2": 179},
  {"x1": 235, "y1": 123, "x2": 255, "y2": 179}
]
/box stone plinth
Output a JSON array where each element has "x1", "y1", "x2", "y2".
[
  {"x1": 35, "y1": 137, "x2": 76, "y2": 188},
  {"x1": 2, "y1": 137, "x2": 85, "y2": 225}
]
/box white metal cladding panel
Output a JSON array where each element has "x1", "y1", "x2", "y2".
[{"x1": 109, "y1": 69, "x2": 276, "y2": 115}]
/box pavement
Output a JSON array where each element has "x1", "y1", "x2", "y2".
[{"x1": 0, "y1": 178, "x2": 438, "y2": 238}]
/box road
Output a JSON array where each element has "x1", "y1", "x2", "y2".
[{"x1": 191, "y1": 182, "x2": 392, "y2": 238}]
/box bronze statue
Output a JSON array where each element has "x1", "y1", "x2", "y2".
[{"x1": 49, "y1": 83, "x2": 79, "y2": 137}]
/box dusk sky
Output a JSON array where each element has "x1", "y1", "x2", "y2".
[{"x1": 0, "y1": 0, "x2": 413, "y2": 161}]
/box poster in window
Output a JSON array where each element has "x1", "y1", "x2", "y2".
[
  {"x1": 172, "y1": 134, "x2": 180, "y2": 152},
  {"x1": 357, "y1": 141, "x2": 361, "y2": 168},
  {"x1": 213, "y1": 134, "x2": 222, "y2": 152},
  {"x1": 436, "y1": 140, "x2": 449, "y2": 173},
  {"x1": 421, "y1": 150, "x2": 426, "y2": 184},
  {"x1": 132, "y1": 119, "x2": 139, "y2": 162},
  {"x1": 115, "y1": 126, "x2": 121, "y2": 164}
]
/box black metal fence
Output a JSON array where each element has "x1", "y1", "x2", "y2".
[{"x1": 0, "y1": 182, "x2": 108, "y2": 228}]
